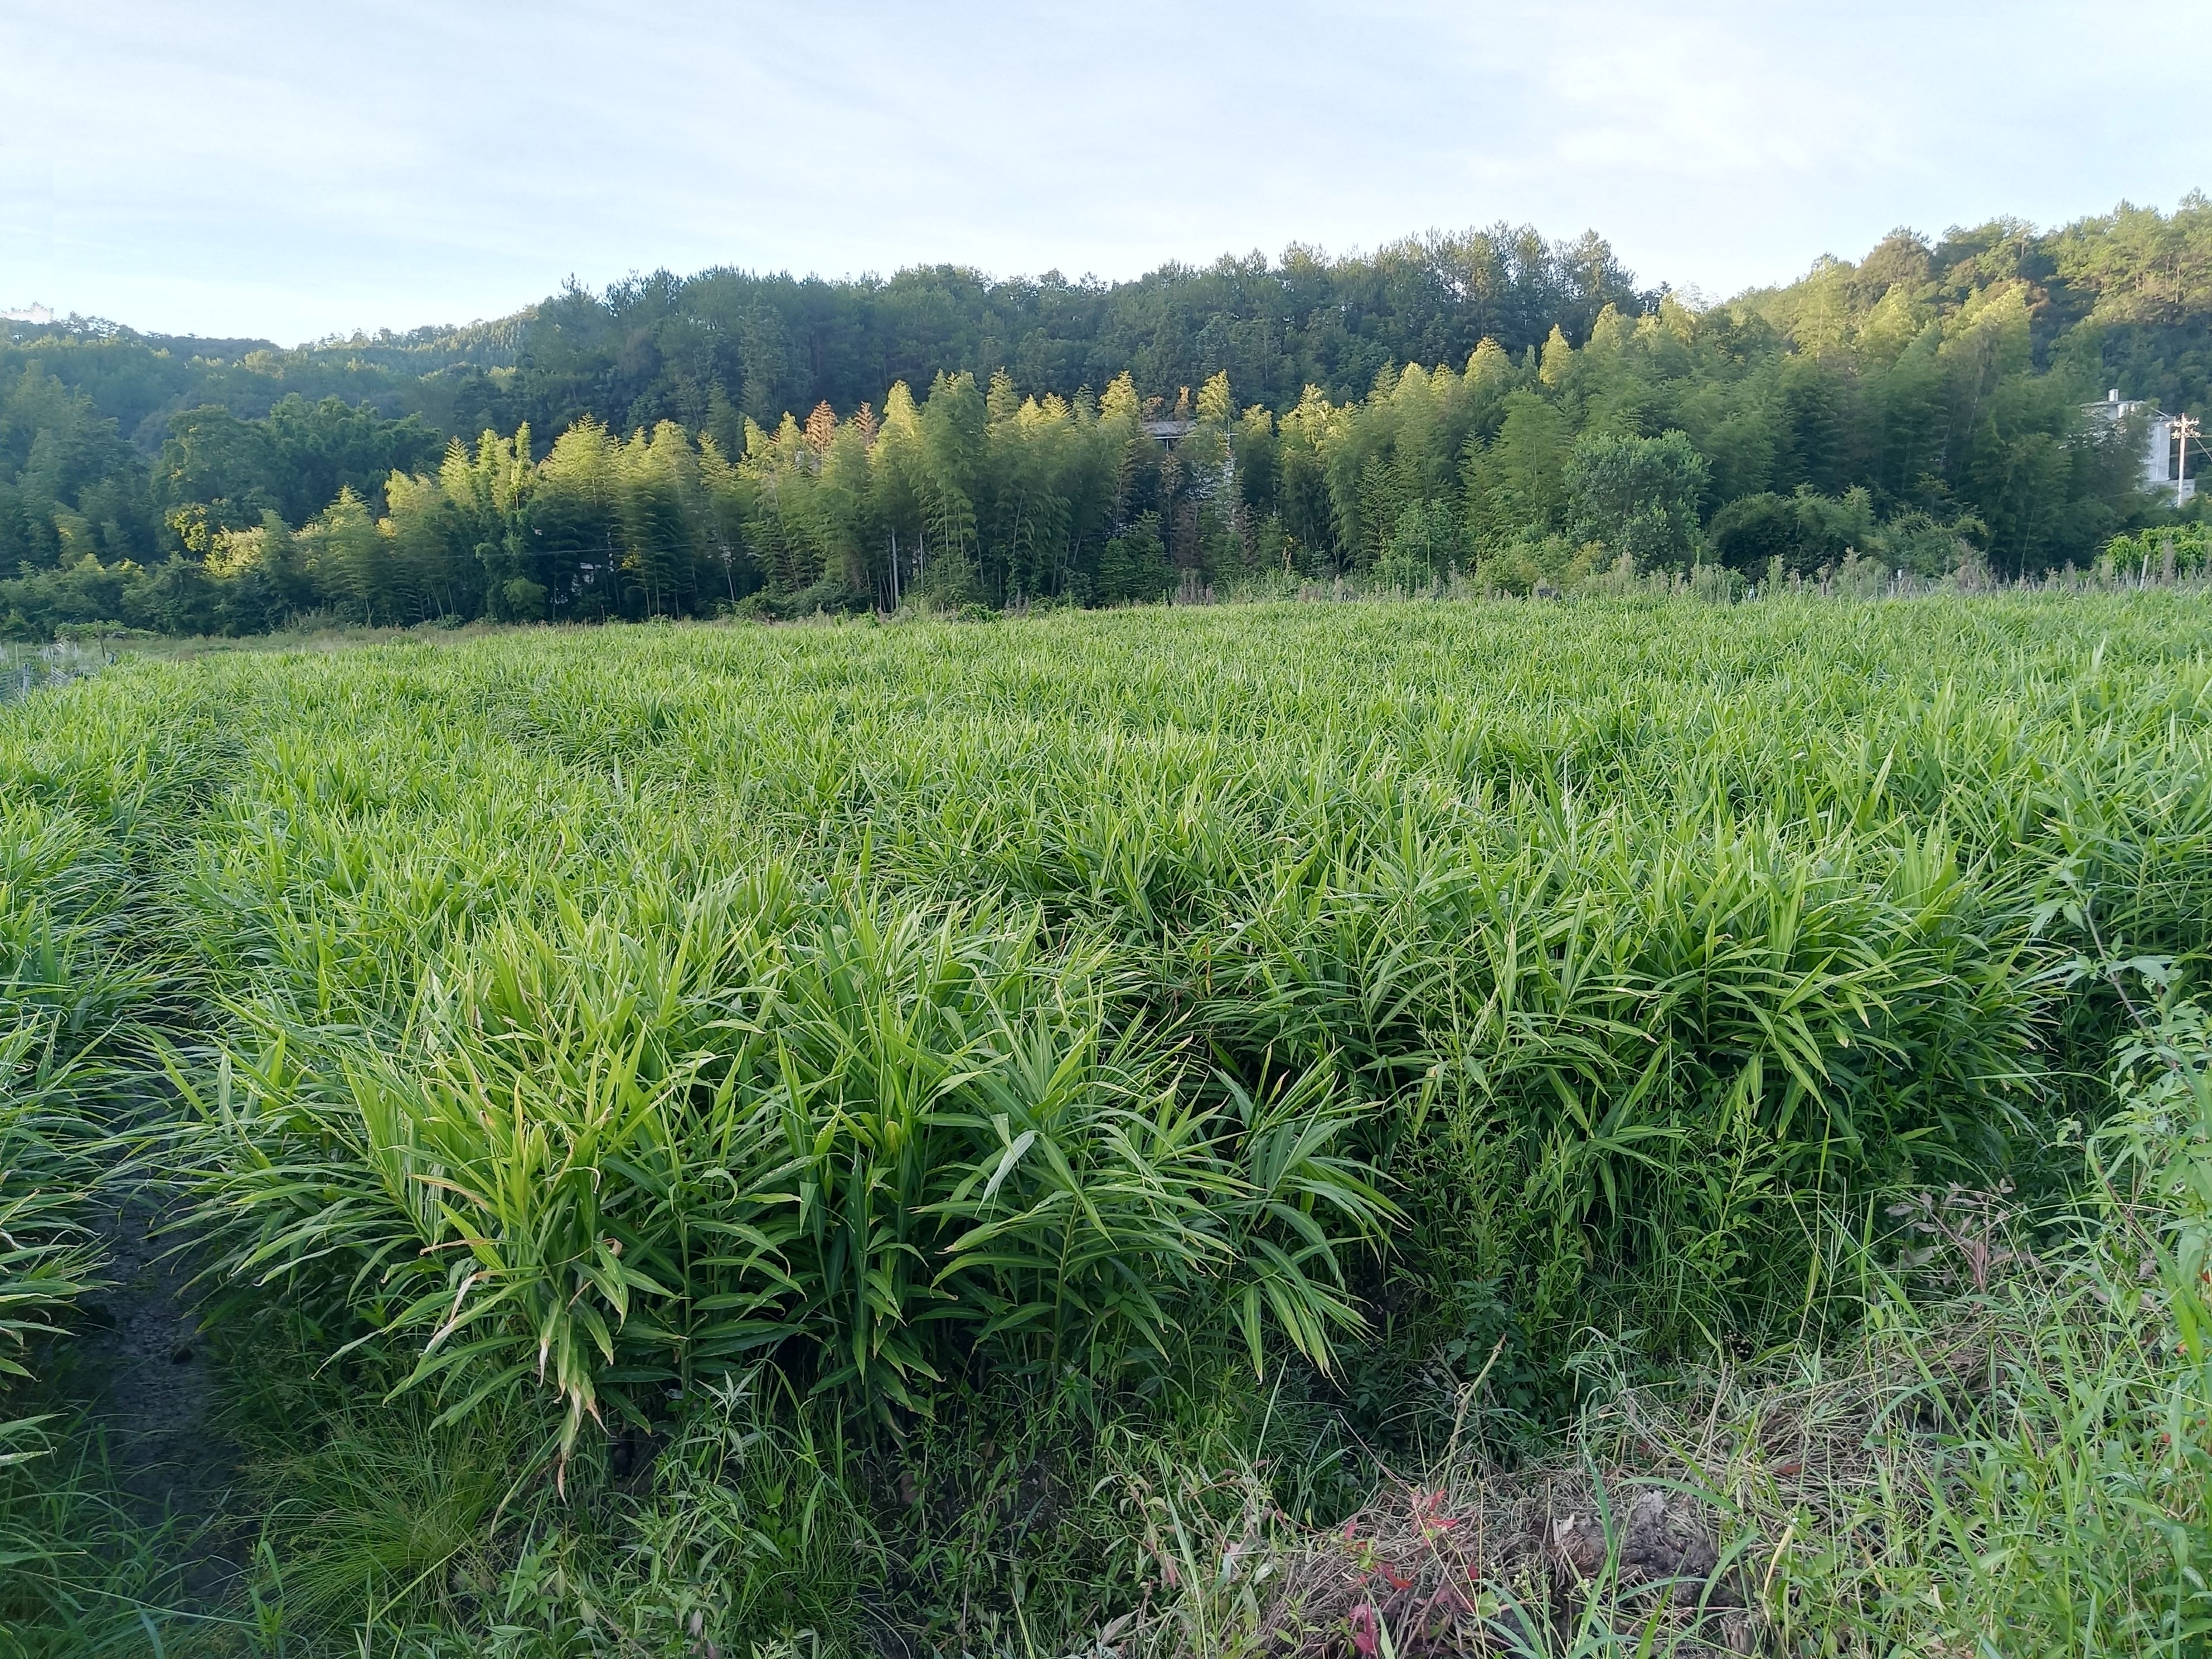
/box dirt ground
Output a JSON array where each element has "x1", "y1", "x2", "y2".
[{"x1": 71, "y1": 1199, "x2": 244, "y2": 1602}]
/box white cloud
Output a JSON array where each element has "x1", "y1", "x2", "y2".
[{"x1": 0, "y1": 0, "x2": 2199, "y2": 343}]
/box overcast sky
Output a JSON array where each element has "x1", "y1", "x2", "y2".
[{"x1": 2, "y1": 1, "x2": 2204, "y2": 346}]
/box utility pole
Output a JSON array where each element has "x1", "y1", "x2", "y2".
[{"x1": 2175, "y1": 413, "x2": 2201, "y2": 499}]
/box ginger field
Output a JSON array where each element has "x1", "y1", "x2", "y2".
[{"x1": 6, "y1": 595, "x2": 2212, "y2": 1656}]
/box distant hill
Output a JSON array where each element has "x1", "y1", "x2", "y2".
[{"x1": 2, "y1": 198, "x2": 2205, "y2": 633}]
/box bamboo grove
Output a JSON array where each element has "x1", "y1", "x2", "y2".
[{"x1": 3, "y1": 200, "x2": 2209, "y2": 636}]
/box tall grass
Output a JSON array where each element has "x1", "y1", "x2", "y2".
[
  {"x1": 182, "y1": 882, "x2": 1389, "y2": 1451},
  {"x1": 133, "y1": 600, "x2": 2210, "y2": 1403},
  {"x1": 4, "y1": 592, "x2": 2211, "y2": 1650},
  {"x1": 1136, "y1": 975, "x2": 2212, "y2": 1657},
  {"x1": 0, "y1": 745, "x2": 200, "y2": 1651}
]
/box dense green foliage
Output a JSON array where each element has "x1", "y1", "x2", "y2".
[
  {"x1": 3, "y1": 594, "x2": 2212, "y2": 1652},
  {"x1": 3, "y1": 202, "x2": 2209, "y2": 634}
]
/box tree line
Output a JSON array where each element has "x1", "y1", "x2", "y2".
[{"x1": 2, "y1": 200, "x2": 2206, "y2": 634}]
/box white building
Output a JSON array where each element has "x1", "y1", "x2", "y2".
[{"x1": 2085, "y1": 389, "x2": 2195, "y2": 505}]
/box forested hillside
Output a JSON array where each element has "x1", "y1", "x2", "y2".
[{"x1": 3, "y1": 199, "x2": 2207, "y2": 633}]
